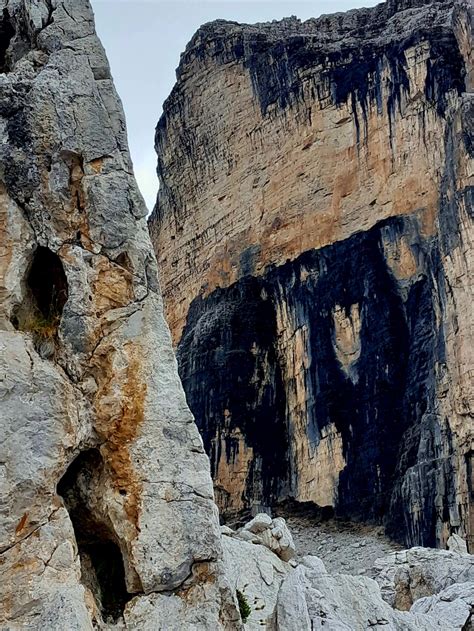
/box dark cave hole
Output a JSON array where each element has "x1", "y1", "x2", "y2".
[
  {"x1": 0, "y1": 9, "x2": 14, "y2": 73},
  {"x1": 57, "y1": 449, "x2": 131, "y2": 622},
  {"x1": 114, "y1": 251, "x2": 133, "y2": 274},
  {"x1": 28, "y1": 247, "x2": 68, "y2": 321},
  {"x1": 11, "y1": 247, "x2": 69, "y2": 357}
]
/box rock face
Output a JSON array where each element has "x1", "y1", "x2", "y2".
[
  {"x1": 275, "y1": 557, "x2": 474, "y2": 630},
  {"x1": 372, "y1": 546, "x2": 474, "y2": 610},
  {"x1": 0, "y1": 1, "x2": 239, "y2": 628},
  {"x1": 222, "y1": 533, "x2": 289, "y2": 629},
  {"x1": 227, "y1": 513, "x2": 296, "y2": 561},
  {"x1": 149, "y1": 0, "x2": 474, "y2": 549},
  {"x1": 221, "y1": 517, "x2": 474, "y2": 631}
]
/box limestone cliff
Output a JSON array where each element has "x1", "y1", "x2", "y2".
[
  {"x1": 150, "y1": 0, "x2": 473, "y2": 550},
  {"x1": 0, "y1": 1, "x2": 239, "y2": 628}
]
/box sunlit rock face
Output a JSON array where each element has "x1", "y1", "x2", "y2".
[
  {"x1": 0, "y1": 1, "x2": 239, "y2": 628},
  {"x1": 150, "y1": 0, "x2": 473, "y2": 549}
]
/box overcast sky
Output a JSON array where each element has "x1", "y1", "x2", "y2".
[{"x1": 91, "y1": 0, "x2": 380, "y2": 210}]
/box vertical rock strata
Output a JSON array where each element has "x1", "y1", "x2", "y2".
[
  {"x1": 0, "y1": 1, "x2": 238, "y2": 628},
  {"x1": 150, "y1": 0, "x2": 473, "y2": 548}
]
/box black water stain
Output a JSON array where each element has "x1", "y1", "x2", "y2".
[
  {"x1": 0, "y1": 9, "x2": 14, "y2": 73},
  {"x1": 178, "y1": 215, "x2": 457, "y2": 544},
  {"x1": 178, "y1": 277, "x2": 289, "y2": 512}
]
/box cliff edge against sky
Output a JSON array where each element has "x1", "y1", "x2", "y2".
[{"x1": 150, "y1": 0, "x2": 473, "y2": 549}]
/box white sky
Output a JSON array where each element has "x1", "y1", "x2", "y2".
[{"x1": 91, "y1": 0, "x2": 380, "y2": 211}]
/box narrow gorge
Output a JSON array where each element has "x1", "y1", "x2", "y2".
[{"x1": 150, "y1": 0, "x2": 473, "y2": 550}]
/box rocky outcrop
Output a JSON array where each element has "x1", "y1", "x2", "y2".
[
  {"x1": 149, "y1": 0, "x2": 474, "y2": 549},
  {"x1": 221, "y1": 517, "x2": 474, "y2": 630},
  {"x1": 222, "y1": 533, "x2": 289, "y2": 629},
  {"x1": 410, "y1": 582, "x2": 474, "y2": 628},
  {"x1": 0, "y1": 1, "x2": 239, "y2": 628},
  {"x1": 275, "y1": 557, "x2": 474, "y2": 630},
  {"x1": 230, "y1": 512, "x2": 296, "y2": 562},
  {"x1": 372, "y1": 546, "x2": 474, "y2": 609}
]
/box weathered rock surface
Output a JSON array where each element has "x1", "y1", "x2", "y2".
[
  {"x1": 372, "y1": 546, "x2": 474, "y2": 610},
  {"x1": 220, "y1": 517, "x2": 474, "y2": 630},
  {"x1": 149, "y1": 0, "x2": 474, "y2": 549},
  {"x1": 0, "y1": 1, "x2": 238, "y2": 628},
  {"x1": 222, "y1": 533, "x2": 289, "y2": 629},
  {"x1": 235, "y1": 513, "x2": 296, "y2": 561},
  {"x1": 275, "y1": 559, "x2": 442, "y2": 630},
  {"x1": 410, "y1": 582, "x2": 474, "y2": 628},
  {"x1": 275, "y1": 556, "x2": 474, "y2": 630},
  {"x1": 448, "y1": 533, "x2": 470, "y2": 554},
  {"x1": 284, "y1": 512, "x2": 403, "y2": 575}
]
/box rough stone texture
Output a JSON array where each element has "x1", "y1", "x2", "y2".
[
  {"x1": 235, "y1": 514, "x2": 296, "y2": 561},
  {"x1": 221, "y1": 534, "x2": 289, "y2": 630},
  {"x1": 149, "y1": 0, "x2": 474, "y2": 549},
  {"x1": 275, "y1": 556, "x2": 473, "y2": 630},
  {"x1": 283, "y1": 513, "x2": 403, "y2": 575},
  {"x1": 122, "y1": 561, "x2": 241, "y2": 631},
  {"x1": 220, "y1": 522, "x2": 474, "y2": 630},
  {"x1": 372, "y1": 547, "x2": 474, "y2": 610},
  {"x1": 0, "y1": 1, "x2": 238, "y2": 628},
  {"x1": 410, "y1": 582, "x2": 474, "y2": 628},
  {"x1": 448, "y1": 533, "x2": 470, "y2": 553}
]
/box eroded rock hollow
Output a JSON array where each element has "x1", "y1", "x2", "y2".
[
  {"x1": 0, "y1": 0, "x2": 239, "y2": 628},
  {"x1": 150, "y1": 0, "x2": 473, "y2": 549}
]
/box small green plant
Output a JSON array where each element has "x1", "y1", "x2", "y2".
[{"x1": 236, "y1": 589, "x2": 251, "y2": 624}]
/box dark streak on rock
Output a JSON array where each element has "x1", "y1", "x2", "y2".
[{"x1": 178, "y1": 215, "x2": 458, "y2": 545}]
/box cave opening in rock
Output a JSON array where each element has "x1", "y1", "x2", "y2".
[
  {"x1": 57, "y1": 449, "x2": 131, "y2": 622},
  {"x1": 0, "y1": 10, "x2": 14, "y2": 73},
  {"x1": 11, "y1": 247, "x2": 68, "y2": 355},
  {"x1": 27, "y1": 246, "x2": 68, "y2": 321}
]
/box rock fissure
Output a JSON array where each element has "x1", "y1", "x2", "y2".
[
  {"x1": 0, "y1": 8, "x2": 14, "y2": 73},
  {"x1": 57, "y1": 448, "x2": 136, "y2": 622},
  {"x1": 0, "y1": 521, "x2": 45, "y2": 556}
]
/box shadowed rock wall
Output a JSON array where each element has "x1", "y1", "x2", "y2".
[{"x1": 150, "y1": 0, "x2": 473, "y2": 548}]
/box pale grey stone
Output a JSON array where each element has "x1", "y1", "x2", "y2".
[
  {"x1": 372, "y1": 547, "x2": 474, "y2": 610},
  {"x1": 237, "y1": 515, "x2": 296, "y2": 561},
  {"x1": 447, "y1": 534, "x2": 469, "y2": 554},
  {"x1": 220, "y1": 525, "x2": 234, "y2": 536},
  {"x1": 222, "y1": 535, "x2": 289, "y2": 630},
  {"x1": 411, "y1": 582, "x2": 474, "y2": 629},
  {"x1": 243, "y1": 513, "x2": 273, "y2": 534},
  {"x1": 275, "y1": 563, "x2": 454, "y2": 630}
]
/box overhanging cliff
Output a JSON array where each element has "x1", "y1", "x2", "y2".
[{"x1": 149, "y1": 0, "x2": 473, "y2": 549}]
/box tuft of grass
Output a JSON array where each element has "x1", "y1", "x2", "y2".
[
  {"x1": 23, "y1": 312, "x2": 60, "y2": 340},
  {"x1": 236, "y1": 589, "x2": 251, "y2": 624},
  {"x1": 14, "y1": 306, "x2": 60, "y2": 360}
]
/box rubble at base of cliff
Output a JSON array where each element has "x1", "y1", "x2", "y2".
[{"x1": 222, "y1": 514, "x2": 474, "y2": 630}]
